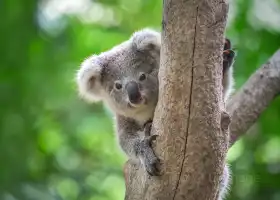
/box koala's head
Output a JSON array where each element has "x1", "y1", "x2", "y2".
[{"x1": 76, "y1": 29, "x2": 161, "y2": 121}]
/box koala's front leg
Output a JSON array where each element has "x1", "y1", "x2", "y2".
[
  {"x1": 140, "y1": 122, "x2": 160, "y2": 174},
  {"x1": 117, "y1": 117, "x2": 160, "y2": 176}
]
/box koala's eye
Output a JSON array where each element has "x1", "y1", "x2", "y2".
[
  {"x1": 114, "y1": 82, "x2": 122, "y2": 90},
  {"x1": 139, "y1": 73, "x2": 146, "y2": 81}
]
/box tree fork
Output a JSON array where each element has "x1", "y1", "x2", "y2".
[{"x1": 124, "y1": 0, "x2": 230, "y2": 200}]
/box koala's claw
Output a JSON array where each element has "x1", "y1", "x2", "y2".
[
  {"x1": 148, "y1": 134, "x2": 158, "y2": 143},
  {"x1": 223, "y1": 49, "x2": 235, "y2": 71},
  {"x1": 143, "y1": 122, "x2": 158, "y2": 145},
  {"x1": 224, "y1": 38, "x2": 232, "y2": 50},
  {"x1": 223, "y1": 49, "x2": 235, "y2": 59},
  {"x1": 144, "y1": 121, "x2": 153, "y2": 136},
  {"x1": 145, "y1": 157, "x2": 161, "y2": 176}
]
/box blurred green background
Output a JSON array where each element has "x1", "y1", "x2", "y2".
[{"x1": 1, "y1": 0, "x2": 280, "y2": 199}]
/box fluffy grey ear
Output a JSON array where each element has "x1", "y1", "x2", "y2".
[
  {"x1": 131, "y1": 28, "x2": 161, "y2": 54},
  {"x1": 76, "y1": 55, "x2": 104, "y2": 102}
]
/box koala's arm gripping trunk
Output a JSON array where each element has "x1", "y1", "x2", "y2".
[{"x1": 117, "y1": 116, "x2": 160, "y2": 176}]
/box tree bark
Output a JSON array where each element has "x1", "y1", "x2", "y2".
[{"x1": 124, "y1": 0, "x2": 229, "y2": 199}]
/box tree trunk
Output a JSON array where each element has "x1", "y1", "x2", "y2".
[{"x1": 124, "y1": 0, "x2": 230, "y2": 199}]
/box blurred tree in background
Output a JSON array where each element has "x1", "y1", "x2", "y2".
[{"x1": 0, "y1": 0, "x2": 280, "y2": 199}]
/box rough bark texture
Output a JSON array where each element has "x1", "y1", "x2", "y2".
[
  {"x1": 228, "y1": 50, "x2": 280, "y2": 146},
  {"x1": 124, "y1": 0, "x2": 229, "y2": 200}
]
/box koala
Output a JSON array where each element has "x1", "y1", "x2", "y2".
[{"x1": 76, "y1": 28, "x2": 235, "y2": 199}]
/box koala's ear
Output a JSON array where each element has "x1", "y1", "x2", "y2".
[
  {"x1": 76, "y1": 55, "x2": 104, "y2": 102},
  {"x1": 131, "y1": 28, "x2": 161, "y2": 54}
]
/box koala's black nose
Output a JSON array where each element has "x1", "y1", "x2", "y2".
[{"x1": 126, "y1": 81, "x2": 141, "y2": 104}]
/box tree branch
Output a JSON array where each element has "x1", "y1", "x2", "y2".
[
  {"x1": 228, "y1": 49, "x2": 280, "y2": 147},
  {"x1": 124, "y1": 0, "x2": 229, "y2": 199}
]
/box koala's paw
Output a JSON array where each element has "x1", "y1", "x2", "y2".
[
  {"x1": 137, "y1": 120, "x2": 161, "y2": 176},
  {"x1": 224, "y1": 38, "x2": 232, "y2": 50},
  {"x1": 223, "y1": 49, "x2": 235, "y2": 72},
  {"x1": 139, "y1": 133, "x2": 161, "y2": 176}
]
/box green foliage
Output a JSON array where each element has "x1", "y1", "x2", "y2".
[{"x1": 0, "y1": 0, "x2": 279, "y2": 199}]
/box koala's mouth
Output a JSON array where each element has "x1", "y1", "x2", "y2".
[{"x1": 128, "y1": 96, "x2": 147, "y2": 108}]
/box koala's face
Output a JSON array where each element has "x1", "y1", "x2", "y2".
[{"x1": 76, "y1": 29, "x2": 161, "y2": 120}]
